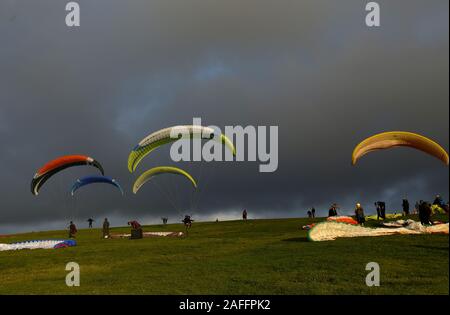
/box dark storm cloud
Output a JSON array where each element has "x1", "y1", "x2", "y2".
[{"x1": 0, "y1": 0, "x2": 448, "y2": 232}]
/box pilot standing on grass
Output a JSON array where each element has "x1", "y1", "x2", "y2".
[
  {"x1": 402, "y1": 199, "x2": 410, "y2": 216},
  {"x1": 355, "y1": 203, "x2": 365, "y2": 226},
  {"x1": 68, "y1": 221, "x2": 77, "y2": 238},
  {"x1": 103, "y1": 218, "x2": 110, "y2": 238},
  {"x1": 242, "y1": 209, "x2": 248, "y2": 220},
  {"x1": 328, "y1": 204, "x2": 338, "y2": 217}
]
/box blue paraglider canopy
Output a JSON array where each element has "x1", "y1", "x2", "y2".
[{"x1": 70, "y1": 175, "x2": 124, "y2": 196}]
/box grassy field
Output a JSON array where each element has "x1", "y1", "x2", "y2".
[{"x1": 0, "y1": 215, "x2": 448, "y2": 295}]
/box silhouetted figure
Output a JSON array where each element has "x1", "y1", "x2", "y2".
[
  {"x1": 311, "y1": 208, "x2": 316, "y2": 218},
  {"x1": 182, "y1": 215, "x2": 194, "y2": 236},
  {"x1": 355, "y1": 203, "x2": 365, "y2": 226},
  {"x1": 182, "y1": 215, "x2": 193, "y2": 227},
  {"x1": 307, "y1": 210, "x2": 312, "y2": 218},
  {"x1": 433, "y1": 195, "x2": 444, "y2": 207},
  {"x1": 375, "y1": 201, "x2": 386, "y2": 219},
  {"x1": 102, "y1": 218, "x2": 110, "y2": 238},
  {"x1": 87, "y1": 218, "x2": 94, "y2": 228},
  {"x1": 419, "y1": 201, "x2": 432, "y2": 225},
  {"x1": 328, "y1": 204, "x2": 338, "y2": 217},
  {"x1": 414, "y1": 201, "x2": 420, "y2": 215},
  {"x1": 242, "y1": 209, "x2": 248, "y2": 220},
  {"x1": 374, "y1": 202, "x2": 381, "y2": 220},
  {"x1": 161, "y1": 217, "x2": 168, "y2": 224},
  {"x1": 128, "y1": 220, "x2": 143, "y2": 239},
  {"x1": 402, "y1": 199, "x2": 410, "y2": 216},
  {"x1": 68, "y1": 221, "x2": 77, "y2": 238}
]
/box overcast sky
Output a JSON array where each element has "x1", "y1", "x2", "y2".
[{"x1": 0, "y1": 0, "x2": 448, "y2": 233}]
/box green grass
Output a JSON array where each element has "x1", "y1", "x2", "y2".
[{"x1": 0, "y1": 215, "x2": 448, "y2": 295}]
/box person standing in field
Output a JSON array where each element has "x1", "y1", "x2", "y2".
[
  {"x1": 307, "y1": 210, "x2": 312, "y2": 218},
  {"x1": 414, "y1": 201, "x2": 420, "y2": 215},
  {"x1": 68, "y1": 221, "x2": 77, "y2": 238},
  {"x1": 311, "y1": 208, "x2": 316, "y2": 218},
  {"x1": 374, "y1": 202, "x2": 381, "y2": 220},
  {"x1": 355, "y1": 203, "x2": 365, "y2": 226},
  {"x1": 242, "y1": 209, "x2": 248, "y2": 220},
  {"x1": 87, "y1": 218, "x2": 94, "y2": 228},
  {"x1": 375, "y1": 201, "x2": 386, "y2": 219},
  {"x1": 102, "y1": 218, "x2": 110, "y2": 238},
  {"x1": 402, "y1": 199, "x2": 410, "y2": 216},
  {"x1": 419, "y1": 201, "x2": 433, "y2": 226},
  {"x1": 328, "y1": 204, "x2": 338, "y2": 217}
]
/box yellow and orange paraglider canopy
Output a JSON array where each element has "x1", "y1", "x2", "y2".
[{"x1": 352, "y1": 131, "x2": 449, "y2": 166}]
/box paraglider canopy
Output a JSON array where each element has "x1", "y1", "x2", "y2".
[
  {"x1": 132, "y1": 166, "x2": 198, "y2": 194},
  {"x1": 128, "y1": 125, "x2": 236, "y2": 172},
  {"x1": 352, "y1": 131, "x2": 449, "y2": 166},
  {"x1": 70, "y1": 175, "x2": 124, "y2": 196},
  {"x1": 31, "y1": 155, "x2": 104, "y2": 195}
]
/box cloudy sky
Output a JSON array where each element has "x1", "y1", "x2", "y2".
[{"x1": 0, "y1": 0, "x2": 448, "y2": 233}]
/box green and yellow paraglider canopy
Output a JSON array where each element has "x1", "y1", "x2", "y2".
[
  {"x1": 133, "y1": 166, "x2": 198, "y2": 194},
  {"x1": 128, "y1": 125, "x2": 236, "y2": 173}
]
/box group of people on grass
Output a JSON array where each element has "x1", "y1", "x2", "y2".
[
  {"x1": 67, "y1": 208, "x2": 253, "y2": 239},
  {"x1": 69, "y1": 218, "x2": 110, "y2": 239},
  {"x1": 67, "y1": 212, "x2": 206, "y2": 239},
  {"x1": 307, "y1": 194, "x2": 448, "y2": 227}
]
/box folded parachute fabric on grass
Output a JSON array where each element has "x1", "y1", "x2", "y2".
[
  {"x1": 366, "y1": 213, "x2": 403, "y2": 221},
  {"x1": 307, "y1": 221, "x2": 449, "y2": 241},
  {"x1": 326, "y1": 216, "x2": 358, "y2": 225},
  {"x1": 110, "y1": 232, "x2": 184, "y2": 239},
  {"x1": 382, "y1": 219, "x2": 447, "y2": 228},
  {"x1": 0, "y1": 239, "x2": 76, "y2": 251}
]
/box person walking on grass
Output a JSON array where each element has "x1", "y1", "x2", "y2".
[
  {"x1": 242, "y1": 209, "x2": 248, "y2": 220},
  {"x1": 68, "y1": 221, "x2": 77, "y2": 238},
  {"x1": 182, "y1": 215, "x2": 194, "y2": 236},
  {"x1": 355, "y1": 203, "x2": 365, "y2": 226},
  {"x1": 311, "y1": 207, "x2": 316, "y2": 218},
  {"x1": 87, "y1": 217, "x2": 94, "y2": 228},
  {"x1": 102, "y1": 218, "x2": 110, "y2": 238}
]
